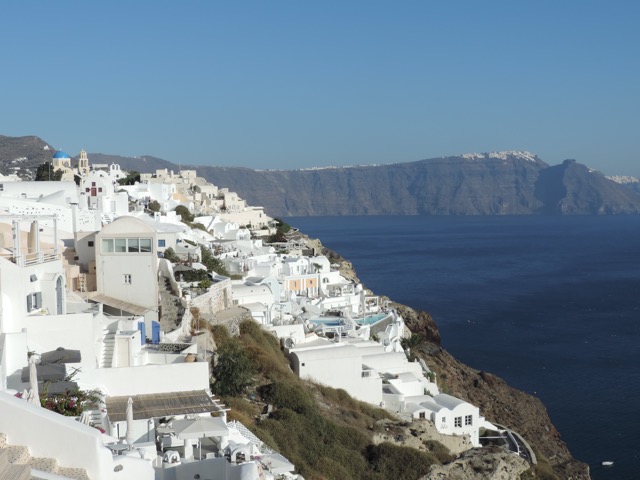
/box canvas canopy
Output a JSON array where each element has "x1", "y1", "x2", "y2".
[{"x1": 172, "y1": 416, "x2": 229, "y2": 440}]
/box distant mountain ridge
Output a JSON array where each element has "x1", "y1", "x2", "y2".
[{"x1": 2, "y1": 135, "x2": 640, "y2": 216}]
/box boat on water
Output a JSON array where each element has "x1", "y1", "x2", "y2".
[{"x1": 602, "y1": 461, "x2": 614, "y2": 466}]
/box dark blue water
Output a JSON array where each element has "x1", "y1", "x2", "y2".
[{"x1": 287, "y1": 215, "x2": 640, "y2": 480}]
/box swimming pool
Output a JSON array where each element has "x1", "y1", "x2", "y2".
[
  {"x1": 309, "y1": 317, "x2": 345, "y2": 327},
  {"x1": 358, "y1": 313, "x2": 391, "y2": 325}
]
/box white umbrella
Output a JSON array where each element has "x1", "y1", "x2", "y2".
[
  {"x1": 125, "y1": 397, "x2": 134, "y2": 448},
  {"x1": 172, "y1": 416, "x2": 229, "y2": 440},
  {"x1": 28, "y1": 356, "x2": 41, "y2": 407}
]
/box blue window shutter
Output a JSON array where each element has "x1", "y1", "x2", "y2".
[
  {"x1": 138, "y1": 322, "x2": 146, "y2": 345},
  {"x1": 152, "y1": 321, "x2": 160, "y2": 344}
]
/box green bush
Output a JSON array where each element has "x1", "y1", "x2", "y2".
[
  {"x1": 175, "y1": 205, "x2": 195, "y2": 223},
  {"x1": 163, "y1": 247, "x2": 179, "y2": 263},
  {"x1": 189, "y1": 222, "x2": 207, "y2": 231},
  {"x1": 35, "y1": 162, "x2": 63, "y2": 181},
  {"x1": 117, "y1": 171, "x2": 140, "y2": 186},
  {"x1": 201, "y1": 246, "x2": 230, "y2": 276},
  {"x1": 180, "y1": 269, "x2": 209, "y2": 282},
  {"x1": 212, "y1": 339, "x2": 256, "y2": 397},
  {"x1": 259, "y1": 381, "x2": 315, "y2": 415}
]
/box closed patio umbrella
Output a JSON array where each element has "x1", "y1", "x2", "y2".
[
  {"x1": 28, "y1": 356, "x2": 41, "y2": 407},
  {"x1": 126, "y1": 397, "x2": 134, "y2": 448}
]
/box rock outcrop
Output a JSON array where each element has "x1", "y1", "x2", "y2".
[{"x1": 421, "y1": 446, "x2": 530, "y2": 480}]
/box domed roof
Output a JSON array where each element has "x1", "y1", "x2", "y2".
[{"x1": 53, "y1": 151, "x2": 71, "y2": 159}]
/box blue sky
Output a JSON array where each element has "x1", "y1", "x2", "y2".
[{"x1": 1, "y1": 1, "x2": 639, "y2": 175}]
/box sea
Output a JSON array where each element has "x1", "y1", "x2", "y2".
[{"x1": 286, "y1": 215, "x2": 640, "y2": 480}]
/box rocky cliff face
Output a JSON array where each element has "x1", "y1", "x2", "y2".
[
  {"x1": 193, "y1": 153, "x2": 640, "y2": 216},
  {"x1": 535, "y1": 160, "x2": 640, "y2": 214},
  {"x1": 116, "y1": 150, "x2": 640, "y2": 217},
  {"x1": 3, "y1": 138, "x2": 639, "y2": 216}
]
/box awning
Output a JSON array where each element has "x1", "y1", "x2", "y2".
[
  {"x1": 88, "y1": 293, "x2": 151, "y2": 316},
  {"x1": 106, "y1": 390, "x2": 225, "y2": 422},
  {"x1": 172, "y1": 416, "x2": 229, "y2": 440}
]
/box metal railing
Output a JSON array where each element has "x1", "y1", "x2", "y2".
[{"x1": 0, "y1": 249, "x2": 60, "y2": 267}]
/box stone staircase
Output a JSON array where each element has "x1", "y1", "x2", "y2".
[{"x1": 0, "y1": 433, "x2": 89, "y2": 480}]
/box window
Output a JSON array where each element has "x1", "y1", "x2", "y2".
[
  {"x1": 26, "y1": 292, "x2": 42, "y2": 311},
  {"x1": 98, "y1": 187, "x2": 103, "y2": 193},
  {"x1": 124, "y1": 274, "x2": 132, "y2": 284},
  {"x1": 140, "y1": 238, "x2": 152, "y2": 253},
  {"x1": 454, "y1": 417, "x2": 462, "y2": 428},
  {"x1": 114, "y1": 239, "x2": 126, "y2": 252},
  {"x1": 127, "y1": 238, "x2": 140, "y2": 252},
  {"x1": 88, "y1": 241, "x2": 94, "y2": 247},
  {"x1": 30, "y1": 274, "x2": 38, "y2": 282},
  {"x1": 419, "y1": 412, "x2": 426, "y2": 419},
  {"x1": 465, "y1": 415, "x2": 473, "y2": 426},
  {"x1": 102, "y1": 239, "x2": 114, "y2": 253},
  {"x1": 102, "y1": 237, "x2": 153, "y2": 254},
  {"x1": 158, "y1": 239, "x2": 166, "y2": 248}
]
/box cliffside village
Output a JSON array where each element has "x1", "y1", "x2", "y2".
[{"x1": 0, "y1": 150, "x2": 530, "y2": 479}]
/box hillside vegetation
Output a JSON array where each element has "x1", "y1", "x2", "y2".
[{"x1": 210, "y1": 320, "x2": 452, "y2": 480}]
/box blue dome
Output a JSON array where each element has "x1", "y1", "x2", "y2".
[{"x1": 53, "y1": 151, "x2": 70, "y2": 159}]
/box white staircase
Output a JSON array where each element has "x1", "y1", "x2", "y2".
[
  {"x1": 78, "y1": 409, "x2": 104, "y2": 431},
  {"x1": 101, "y1": 330, "x2": 116, "y2": 368}
]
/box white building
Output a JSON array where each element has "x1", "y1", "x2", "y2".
[
  {"x1": 94, "y1": 216, "x2": 159, "y2": 327},
  {"x1": 405, "y1": 394, "x2": 483, "y2": 447},
  {"x1": 288, "y1": 341, "x2": 383, "y2": 404}
]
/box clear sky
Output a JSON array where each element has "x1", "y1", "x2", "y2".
[{"x1": 1, "y1": 1, "x2": 639, "y2": 175}]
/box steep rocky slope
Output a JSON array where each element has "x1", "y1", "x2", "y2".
[{"x1": 318, "y1": 238, "x2": 590, "y2": 479}]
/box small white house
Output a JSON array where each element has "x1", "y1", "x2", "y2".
[
  {"x1": 289, "y1": 343, "x2": 383, "y2": 404},
  {"x1": 406, "y1": 393, "x2": 483, "y2": 447}
]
